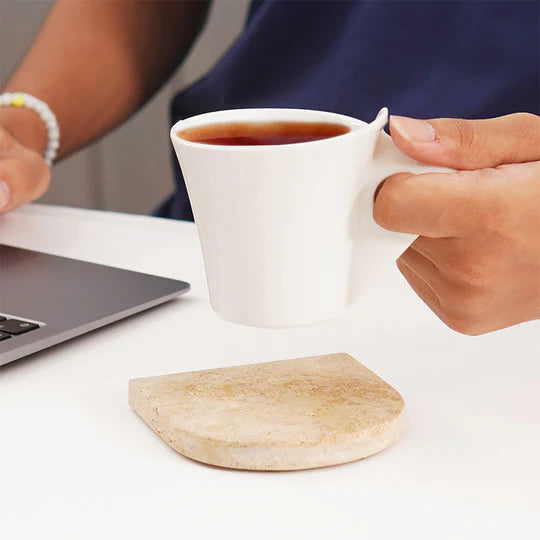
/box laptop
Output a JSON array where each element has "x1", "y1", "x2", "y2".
[{"x1": 0, "y1": 244, "x2": 190, "y2": 367}]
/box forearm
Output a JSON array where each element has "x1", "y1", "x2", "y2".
[{"x1": 1, "y1": 0, "x2": 209, "y2": 159}]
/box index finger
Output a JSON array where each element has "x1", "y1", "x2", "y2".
[{"x1": 373, "y1": 170, "x2": 494, "y2": 238}]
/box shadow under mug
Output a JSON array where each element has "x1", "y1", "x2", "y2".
[{"x1": 170, "y1": 108, "x2": 451, "y2": 328}]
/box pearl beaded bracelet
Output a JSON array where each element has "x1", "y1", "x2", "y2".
[{"x1": 0, "y1": 92, "x2": 60, "y2": 167}]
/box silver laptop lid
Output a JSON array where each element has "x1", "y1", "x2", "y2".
[{"x1": 0, "y1": 245, "x2": 189, "y2": 366}]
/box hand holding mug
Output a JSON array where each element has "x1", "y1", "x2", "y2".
[{"x1": 375, "y1": 113, "x2": 540, "y2": 335}]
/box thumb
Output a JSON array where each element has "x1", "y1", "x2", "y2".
[{"x1": 389, "y1": 112, "x2": 540, "y2": 170}]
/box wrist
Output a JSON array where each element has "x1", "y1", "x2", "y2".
[{"x1": 0, "y1": 106, "x2": 49, "y2": 157}]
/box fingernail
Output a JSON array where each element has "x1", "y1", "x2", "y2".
[
  {"x1": 0, "y1": 180, "x2": 11, "y2": 210},
  {"x1": 391, "y1": 116, "x2": 438, "y2": 143}
]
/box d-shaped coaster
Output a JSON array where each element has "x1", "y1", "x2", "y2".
[{"x1": 128, "y1": 353, "x2": 404, "y2": 471}]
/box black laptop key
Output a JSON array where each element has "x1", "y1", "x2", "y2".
[
  {"x1": 0, "y1": 316, "x2": 5, "y2": 321},
  {"x1": 0, "y1": 331, "x2": 11, "y2": 341},
  {"x1": 0, "y1": 319, "x2": 39, "y2": 335}
]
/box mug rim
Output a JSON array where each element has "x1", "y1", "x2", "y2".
[{"x1": 170, "y1": 107, "x2": 382, "y2": 151}]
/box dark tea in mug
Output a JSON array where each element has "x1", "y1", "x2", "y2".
[{"x1": 177, "y1": 121, "x2": 350, "y2": 146}]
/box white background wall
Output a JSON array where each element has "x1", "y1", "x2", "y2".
[{"x1": 0, "y1": 0, "x2": 249, "y2": 215}]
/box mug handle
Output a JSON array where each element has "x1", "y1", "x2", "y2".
[{"x1": 365, "y1": 108, "x2": 454, "y2": 261}]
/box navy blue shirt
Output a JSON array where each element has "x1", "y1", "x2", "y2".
[{"x1": 155, "y1": 0, "x2": 539, "y2": 221}]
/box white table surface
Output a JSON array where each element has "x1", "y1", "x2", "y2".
[{"x1": 0, "y1": 204, "x2": 538, "y2": 540}]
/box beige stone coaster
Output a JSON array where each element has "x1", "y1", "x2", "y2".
[{"x1": 128, "y1": 353, "x2": 404, "y2": 471}]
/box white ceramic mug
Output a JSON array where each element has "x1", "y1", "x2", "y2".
[{"x1": 171, "y1": 108, "x2": 450, "y2": 328}]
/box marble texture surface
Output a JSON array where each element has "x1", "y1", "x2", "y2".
[{"x1": 128, "y1": 353, "x2": 405, "y2": 470}]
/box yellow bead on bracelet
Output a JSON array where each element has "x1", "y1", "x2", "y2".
[
  {"x1": 0, "y1": 91, "x2": 60, "y2": 166},
  {"x1": 11, "y1": 94, "x2": 26, "y2": 107}
]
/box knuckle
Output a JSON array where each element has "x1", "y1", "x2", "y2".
[
  {"x1": 454, "y1": 120, "x2": 476, "y2": 151},
  {"x1": 448, "y1": 119, "x2": 487, "y2": 167}
]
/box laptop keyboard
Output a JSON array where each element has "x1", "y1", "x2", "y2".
[{"x1": 0, "y1": 316, "x2": 40, "y2": 341}]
